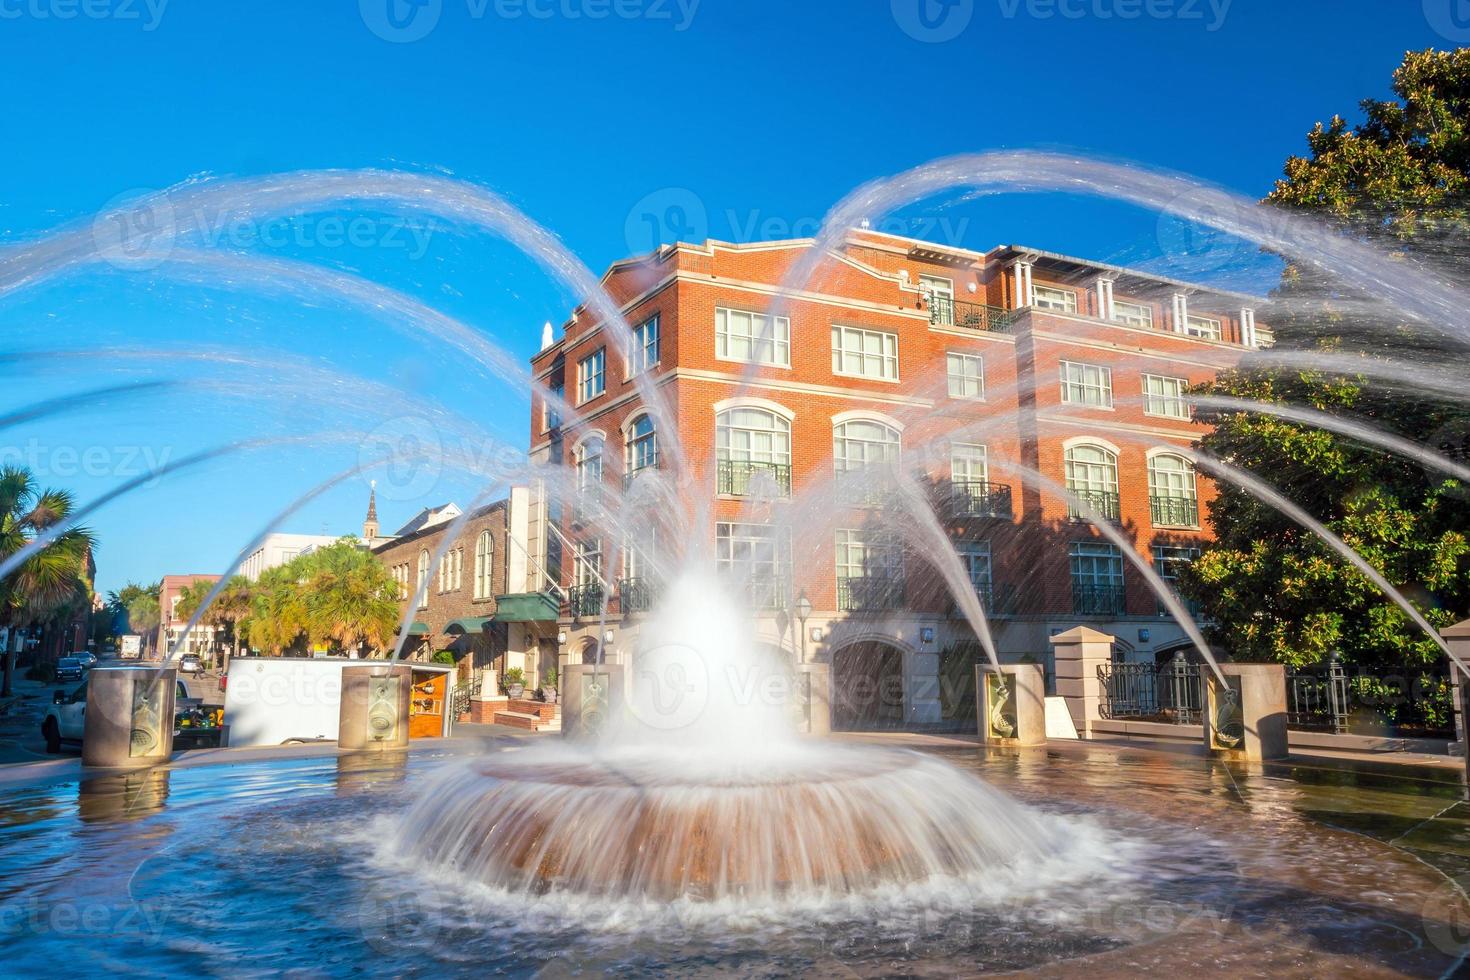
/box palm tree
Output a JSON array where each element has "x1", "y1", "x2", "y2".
[
  {"x1": 243, "y1": 565, "x2": 310, "y2": 656},
  {"x1": 175, "y1": 575, "x2": 254, "y2": 667},
  {"x1": 0, "y1": 466, "x2": 97, "y2": 695},
  {"x1": 302, "y1": 542, "x2": 399, "y2": 656}
]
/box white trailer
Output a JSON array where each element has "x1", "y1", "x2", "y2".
[{"x1": 221, "y1": 657, "x2": 455, "y2": 747}]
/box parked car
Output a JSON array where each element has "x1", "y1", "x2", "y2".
[
  {"x1": 55, "y1": 657, "x2": 85, "y2": 682},
  {"x1": 42, "y1": 676, "x2": 198, "y2": 753},
  {"x1": 179, "y1": 653, "x2": 204, "y2": 676},
  {"x1": 77, "y1": 652, "x2": 97, "y2": 668}
]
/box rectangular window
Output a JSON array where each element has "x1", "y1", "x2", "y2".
[
  {"x1": 946, "y1": 351, "x2": 985, "y2": 399},
  {"x1": 1185, "y1": 314, "x2": 1222, "y2": 340},
  {"x1": 835, "y1": 529, "x2": 904, "y2": 610},
  {"x1": 1033, "y1": 284, "x2": 1077, "y2": 313},
  {"x1": 1070, "y1": 541, "x2": 1124, "y2": 615},
  {"x1": 1142, "y1": 374, "x2": 1191, "y2": 419},
  {"x1": 574, "y1": 539, "x2": 602, "y2": 587},
  {"x1": 959, "y1": 541, "x2": 992, "y2": 590},
  {"x1": 631, "y1": 314, "x2": 660, "y2": 375},
  {"x1": 577, "y1": 349, "x2": 605, "y2": 403},
  {"x1": 1153, "y1": 544, "x2": 1202, "y2": 618},
  {"x1": 950, "y1": 443, "x2": 988, "y2": 482},
  {"x1": 831, "y1": 325, "x2": 899, "y2": 380},
  {"x1": 623, "y1": 528, "x2": 658, "y2": 580},
  {"x1": 1060, "y1": 360, "x2": 1114, "y2": 408},
  {"x1": 921, "y1": 275, "x2": 955, "y2": 326},
  {"x1": 716, "y1": 307, "x2": 791, "y2": 367},
  {"x1": 1112, "y1": 300, "x2": 1154, "y2": 329},
  {"x1": 544, "y1": 381, "x2": 564, "y2": 431},
  {"x1": 716, "y1": 522, "x2": 792, "y2": 607}
]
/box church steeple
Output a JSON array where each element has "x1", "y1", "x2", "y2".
[{"x1": 363, "y1": 480, "x2": 379, "y2": 541}]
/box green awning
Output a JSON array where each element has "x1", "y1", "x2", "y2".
[
  {"x1": 445, "y1": 616, "x2": 493, "y2": 633},
  {"x1": 399, "y1": 621, "x2": 430, "y2": 636},
  {"x1": 492, "y1": 591, "x2": 560, "y2": 623}
]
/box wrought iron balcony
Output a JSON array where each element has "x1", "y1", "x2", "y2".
[
  {"x1": 717, "y1": 458, "x2": 791, "y2": 497},
  {"x1": 1072, "y1": 583, "x2": 1127, "y2": 616},
  {"x1": 838, "y1": 575, "x2": 906, "y2": 612},
  {"x1": 835, "y1": 471, "x2": 895, "y2": 507},
  {"x1": 623, "y1": 459, "x2": 658, "y2": 491},
  {"x1": 952, "y1": 582, "x2": 1016, "y2": 617},
  {"x1": 927, "y1": 296, "x2": 1015, "y2": 334},
  {"x1": 566, "y1": 583, "x2": 605, "y2": 618},
  {"x1": 743, "y1": 575, "x2": 790, "y2": 610},
  {"x1": 1067, "y1": 489, "x2": 1121, "y2": 522},
  {"x1": 1150, "y1": 494, "x2": 1199, "y2": 528},
  {"x1": 618, "y1": 577, "x2": 659, "y2": 614},
  {"x1": 949, "y1": 479, "x2": 1012, "y2": 519}
]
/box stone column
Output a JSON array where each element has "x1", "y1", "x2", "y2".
[
  {"x1": 339, "y1": 664, "x2": 412, "y2": 750},
  {"x1": 82, "y1": 666, "x2": 177, "y2": 769},
  {"x1": 470, "y1": 667, "x2": 507, "y2": 724},
  {"x1": 1442, "y1": 621, "x2": 1470, "y2": 771},
  {"x1": 1201, "y1": 663, "x2": 1288, "y2": 761},
  {"x1": 1051, "y1": 627, "x2": 1115, "y2": 738},
  {"x1": 796, "y1": 662, "x2": 832, "y2": 736},
  {"x1": 976, "y1": 663, "x2": 1046, "y2": 747},
  {"x1": 561, "y1": 663, "x2": 625, "y2": 740}
]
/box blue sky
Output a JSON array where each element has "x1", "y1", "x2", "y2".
[{"x1": 0, "y1": 0, "x2": 1457, "y2": 594}]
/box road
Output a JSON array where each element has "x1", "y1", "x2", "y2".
[{"x1": 0, "y1": 657, "x2": 227, "y2": 764}]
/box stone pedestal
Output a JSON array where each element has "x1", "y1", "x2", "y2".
[
  {"x1": 795, "y1": 662, "x2": 832, "y2": 735},
  {"x1": 1442, "y1": 621, "x2": 1470, "y2": 786},
  {"x1": 82, "y1": 666, "x2": 177, "y2": 769},
  {"x1": 976, "y1": 663, "x2": 1046, "y2": 747},
  {"x1": 470, "y1": 667, "x2": 508, "y2": 723},
  {"x1": 1051, "y1": 627, "x2": 1115, "y2": 738},
  {"x1": 338, "y1": 664, "x2": 412, "y2": 750},
  {"x1": 1202, "y1": 663, "x2": 1288, "y2": 761},
  {"x1": 561, "y1": 663, "x2": 624, "y2": 740}
]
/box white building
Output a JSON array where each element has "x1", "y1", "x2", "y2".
[{"x1": 240, "y1": 532, "x2": 344, "y2": 581}]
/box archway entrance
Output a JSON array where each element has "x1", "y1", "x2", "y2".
[{"x1": 831, "y1": 640, "x2": 905, "y2": 730}]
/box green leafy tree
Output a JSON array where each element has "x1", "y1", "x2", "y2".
[
  {"x1": 0, "y1": 465, "x2": 97, "y2": 695},
  {"x1": 1187, "y1": 49, "x2": 1470, "y2": 670},
  {"x1": 242, "y1": 539, "x2": 397, "y2": 657}
]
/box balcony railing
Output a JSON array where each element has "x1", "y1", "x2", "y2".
[
  {"x1": 1150, "y1": 494, "x2": 1199, "y2": 528},
  {"x1": 618, "y1": 577, "x2": 659, "y2": 614},
  {"x1": 744, "y1": 575, "x2": 790, "y2": 610},
  {"x1": 835, "y1": 472, "x2": 895, "y2": 507},
  {"x1": 1067, "y1": 489, "x2": 1121, "y2": 522},
  {"x1": 1072, "y1": 583, "x2": 1127, "y2": 616},
  {"x1": 566, "y1": 583, "x2": 605, "y2": 618},
  {"x1": 838, "y1": 575, "x2": 906, "y2": 612},
  {"x1": 949, "y1": 479, "x2": 1012, "y2": 520},
  {"x1": 928, "y1": 296, "x2": 1014, "y2": 334},
  {"x1": 717, "y1": 458, "x2": 792, "y2": 497},
  {"x1": 623, "y1": 459, "x2": 658, "y2": 491},
  {"x1": 952, "y1": 582, "x2": 1016, "y2": 617}
]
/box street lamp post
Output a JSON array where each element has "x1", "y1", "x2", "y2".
[{"x1": 795, "y1": 590, "x2": 813, "y2": 664}]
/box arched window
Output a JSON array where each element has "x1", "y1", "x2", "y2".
[
  {"x1": 1147, "y1": 453, "x2": 1199, "y2": 527},
  {"x1": 716, "y1": 407, "x2": 792, "y2": 495},
  {"x1": 416, "y1": 550, "x2": 429, "y2": 608},
  {"x1": 474, "y1": 530, "x2": 494, "y2": 600},
  {"x1": 833, "y1": 419, "x2": 900, "y2": 474},
  {"x1": 626, "y1": 415, "x2": 657, "y2": 477},
  {"x1": 576, "y1": 437, "x2": 604, "y2": 492},
  {"x1": 1063, "y1": 444, "x2": 1120, "y2": 520}
]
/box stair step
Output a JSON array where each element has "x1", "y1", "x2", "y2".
[{"x1": 493, "y1": 710, "x2": 546, "y2": 731}]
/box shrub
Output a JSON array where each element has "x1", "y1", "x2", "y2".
[{"x1": 430, "y1": 649, "x2": 457, "y2": 665}]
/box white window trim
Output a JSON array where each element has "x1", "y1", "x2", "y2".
[
  {"x1": 1058, "y1": 359, "x2": 1115, "y2": 410},
  {"x1": 1033, "y1": 283, "x2": 1079, "y2": 313},
  {"x1": 712, "y1": 396, "x2": 796, "y2": 422},
  {"x1": 830, "y1": 324, "x2": 901, "y2": 383},
  {"x1": 830, "y1": 409, "x2": 906, "y2": 433},
  {"x1": 1112, "y1": 299, "x2": 1154, "y2": 329},
  {"x1": 1141, "y1": 374, "x2": 1192, "y2": 420},
  {"x1": 715, "y1": 306, "x2": 792, "y2": 369},
  {"x1": 946, "y1": 350, "x2": 986, "y2": 401}
]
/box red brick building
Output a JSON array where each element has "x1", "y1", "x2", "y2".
[
  {"x1": 528, "y1": 230, "x2": 1267, "y2": 726},
  {"x1": 160, "y1": 573, "x2": 221, "y2": 660}
]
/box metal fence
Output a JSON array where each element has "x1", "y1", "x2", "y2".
[
  {"x1": 1097, "y1": 653, "x2": 1203, "y2": 724},
  {"x1": 451, "y1": 680, "x2": 473, "y2": 718},
  {"x1": 1286, "y1": 654, "x2": 1454, "y2": 738}
]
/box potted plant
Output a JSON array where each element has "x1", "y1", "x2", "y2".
[
  {"x1": 541, "y1": 666, "x2": 558, "y2": 705},
  {"x1": 503, "y1": 667, "x2": 525, "y2": 700}
]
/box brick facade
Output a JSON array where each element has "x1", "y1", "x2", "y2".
[
  {"x1": 371, "y1": 501, "x2": 510, "y2": 680},
  {"x1": 528, "y1": 230, "x2": 1264, "y2": 721}
]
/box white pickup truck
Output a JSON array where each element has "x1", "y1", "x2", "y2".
[{"x1": 41, "y1": 677, "x2": 198, "y2": 754}]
